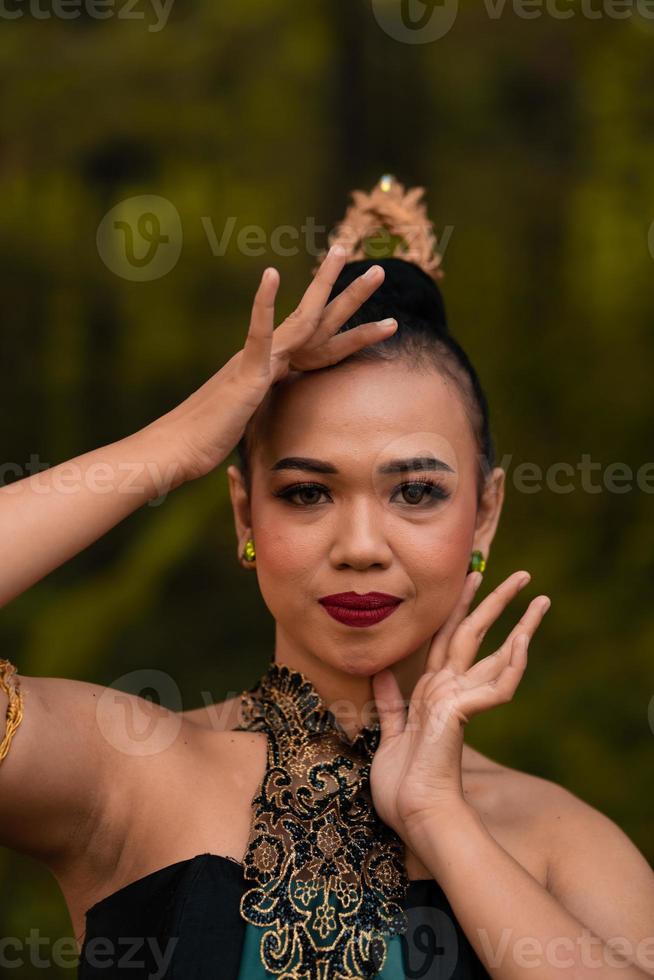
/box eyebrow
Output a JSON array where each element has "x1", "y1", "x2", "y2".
[{"x1": 270, "y1": 456, "x2": 455, "y2": 475}]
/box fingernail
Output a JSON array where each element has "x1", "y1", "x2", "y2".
[
  {"x1": 518, "y1": 572, "x2": 531, "y2": 587},
  {"x1": 364, "y1": 265, "x2": 382, "y2": 280},
  {"x1": 542, "y1": 598, "x2": 551, "y2": 613},
  {"x1": 378, "y1": 317, "x2": 396, "y2": 329},
  {"x1": 330, "y1": 244, "x2": 345, "y2": 258}
]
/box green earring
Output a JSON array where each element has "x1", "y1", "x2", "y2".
[
  {"x1": 469, "y1": 550, "x2": 486, "y2": 574},
  {"x1": 243, "y1": 538, "x2": 256, "y2": 563}
]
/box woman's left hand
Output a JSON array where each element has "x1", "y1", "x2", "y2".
[{"x1": 369, "y1": 570, "x2": 551, "y2": 847}]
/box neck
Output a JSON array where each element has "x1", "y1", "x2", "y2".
[{"x1": 273, "y1": 628, "x2": 434, "y2": 740}]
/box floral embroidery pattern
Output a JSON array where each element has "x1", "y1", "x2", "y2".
[{"x1": 233, "y1": 661, "x2": 409, "y2": 979}]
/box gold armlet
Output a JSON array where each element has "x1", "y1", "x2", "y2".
[{"x1": 0, "y1": 658, "x2": 25, "y2": 763}]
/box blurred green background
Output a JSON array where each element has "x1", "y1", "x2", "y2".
[{"x1": 1, "y1": 0, "x2": 653, "y2": 974}]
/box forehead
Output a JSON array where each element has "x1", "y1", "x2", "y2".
[{"x1": 253, "y1": 359, "x2": 477, "y2": 476}]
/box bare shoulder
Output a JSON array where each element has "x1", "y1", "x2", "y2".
[
  {"x1": 462, "y1": 744, "x2": 562, "y2": 830},
  {"x1": 495, "y1": 762, "x2": 652, "y2": 884},
  {"x1": 461, "y1": 744, "x2": 619, "y2": 856},
  {"x1": 181, "y1": 695, "x2": 244, "y2": 733},
  {"x1": 465, "y1": 747, "x2": 654, "y2": 962},
  {"x1": 465, "y1": 745, "x2": 628, "y2": 841}
]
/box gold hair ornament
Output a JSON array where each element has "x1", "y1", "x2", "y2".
[
  {"x1": 0, "y1": 659, "x2": 25, "y2": 764},
  {"x1": 314, "y1": 173, "x2": 444, "y2": 282}
]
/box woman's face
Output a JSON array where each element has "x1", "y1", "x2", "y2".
[{"x1": 228, "y1": 358, "x2": 504, "y2": 680}]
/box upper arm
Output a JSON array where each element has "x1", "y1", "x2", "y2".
[
  {"x1": 0, "y1": 674, "x2": 108, "y2": 865},
  {"x1": 0, "y1": 673, "x2": 186, "y2": 870},
  {"x1": 545, "y1": 784, "x2": 654, "y2": 973}
]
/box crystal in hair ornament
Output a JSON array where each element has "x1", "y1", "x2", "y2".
[
  {"x1": 315, "y1": 174, "x2": 444, "y2": 283},
  {"x1": 233, "y1": 661, "x2": 409, "y2": 979}
]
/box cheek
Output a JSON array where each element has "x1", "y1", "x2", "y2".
[
  {"x1": 398, "y1": 504, "x2": 477, "y2": 618},
  {"x1": 251, "y1": 518, "x2": 325, "y2": 599}
]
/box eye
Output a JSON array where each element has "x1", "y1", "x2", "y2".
[
  {"x1": 273, "y1": 482, "x2": 331, "y2": 506},
  {"x1": 392, "y1": 479, "x2": 451, "y2": 506},
  {"x1": 273, "y1": 479, "x2": 451, "y2": 508}
]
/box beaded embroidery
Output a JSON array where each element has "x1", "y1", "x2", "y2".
[{"x1": 234, "y1": 661, "x2": 409, "y2": 979}]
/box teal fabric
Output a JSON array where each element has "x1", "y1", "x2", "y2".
[
  {"x1": 236, "y1": 921, "x2": 407, "y2": 979},
  {"x1": 235, "y1": 922, "x2": 272, "y2": 979},
  {"x1": 236, "y1": 873, "x2": 410, "y2": 978},
  {"x1": 378, "y1": 934, "x2": 406, "y2": 977}
]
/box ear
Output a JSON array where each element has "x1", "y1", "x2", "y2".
[
  {"x1": 226, "y1": 464, "x2": 254, "y2": 568},
  {"x1": 472, "y1": 466, "x2": 505, "y2": 561}
]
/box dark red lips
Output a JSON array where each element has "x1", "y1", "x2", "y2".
[
  {"x1": 318, "y1": 592, "x2": 403, "y2": 628},
  {"x1": 318, "y1": 592, "x2": 402, "y2": 609}
]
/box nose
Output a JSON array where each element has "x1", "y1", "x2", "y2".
[{"x1": 328, "y1": 496, "x2": 393, "y2": 570}]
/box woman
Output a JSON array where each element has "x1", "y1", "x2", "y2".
[{"x1": 1, "y1": 177, "x2": 652, "y2": 979}]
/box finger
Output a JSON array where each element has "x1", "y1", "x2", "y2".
[
  {"x1": 240, "y1": 267, "x2": 280, "y2": 376},
  {"x1": 372, "y1": 669, "x2": 406, "y2": 743},
  {"x1": 300, "y1": 317, "x2": 398, "y2": 368},
  {"x1": 286, "y1": 244, "x2": 349, "y2": 334},
  {"x1": 424, "y1": 572, "x2": 483, "y2": 672},
  {"x1": 455, "y1": 633, "x2": 530, "y2": 719},
  {"x1": 315, "y1": 264, "x2": 386, "y2": 339},
  {"x1": 462, "y1": 596, "x2": 550, "y2": 687},
  {"x1": 445, "y1": 570, "x2": 531, "y2": 674}
]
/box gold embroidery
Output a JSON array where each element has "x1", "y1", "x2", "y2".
[{"x1": 234, "y1": 661, "x2": 408, "y2": 979}]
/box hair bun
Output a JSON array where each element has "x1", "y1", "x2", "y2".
[
  {"x1": 328, "y1": 257, "x2": 448, "y2": 333},
  {"x1": 317, "y1": 174, "x2": 448, "y2": 333}
]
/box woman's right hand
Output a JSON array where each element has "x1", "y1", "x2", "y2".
[{"x1": 152, "y1": 245, "x2": 397, "y2": 485}]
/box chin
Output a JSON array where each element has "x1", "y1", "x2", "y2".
[{"x1": 332, "y1": 650, "x2": 391, "y2": 678}]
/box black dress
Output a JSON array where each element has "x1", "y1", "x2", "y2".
[
  {"x1": 78, "y1": 851, "x2": 492, "y2": 979},
  {"x1": 79, "y1": 662, "x2": 493, "y2": 978}
]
